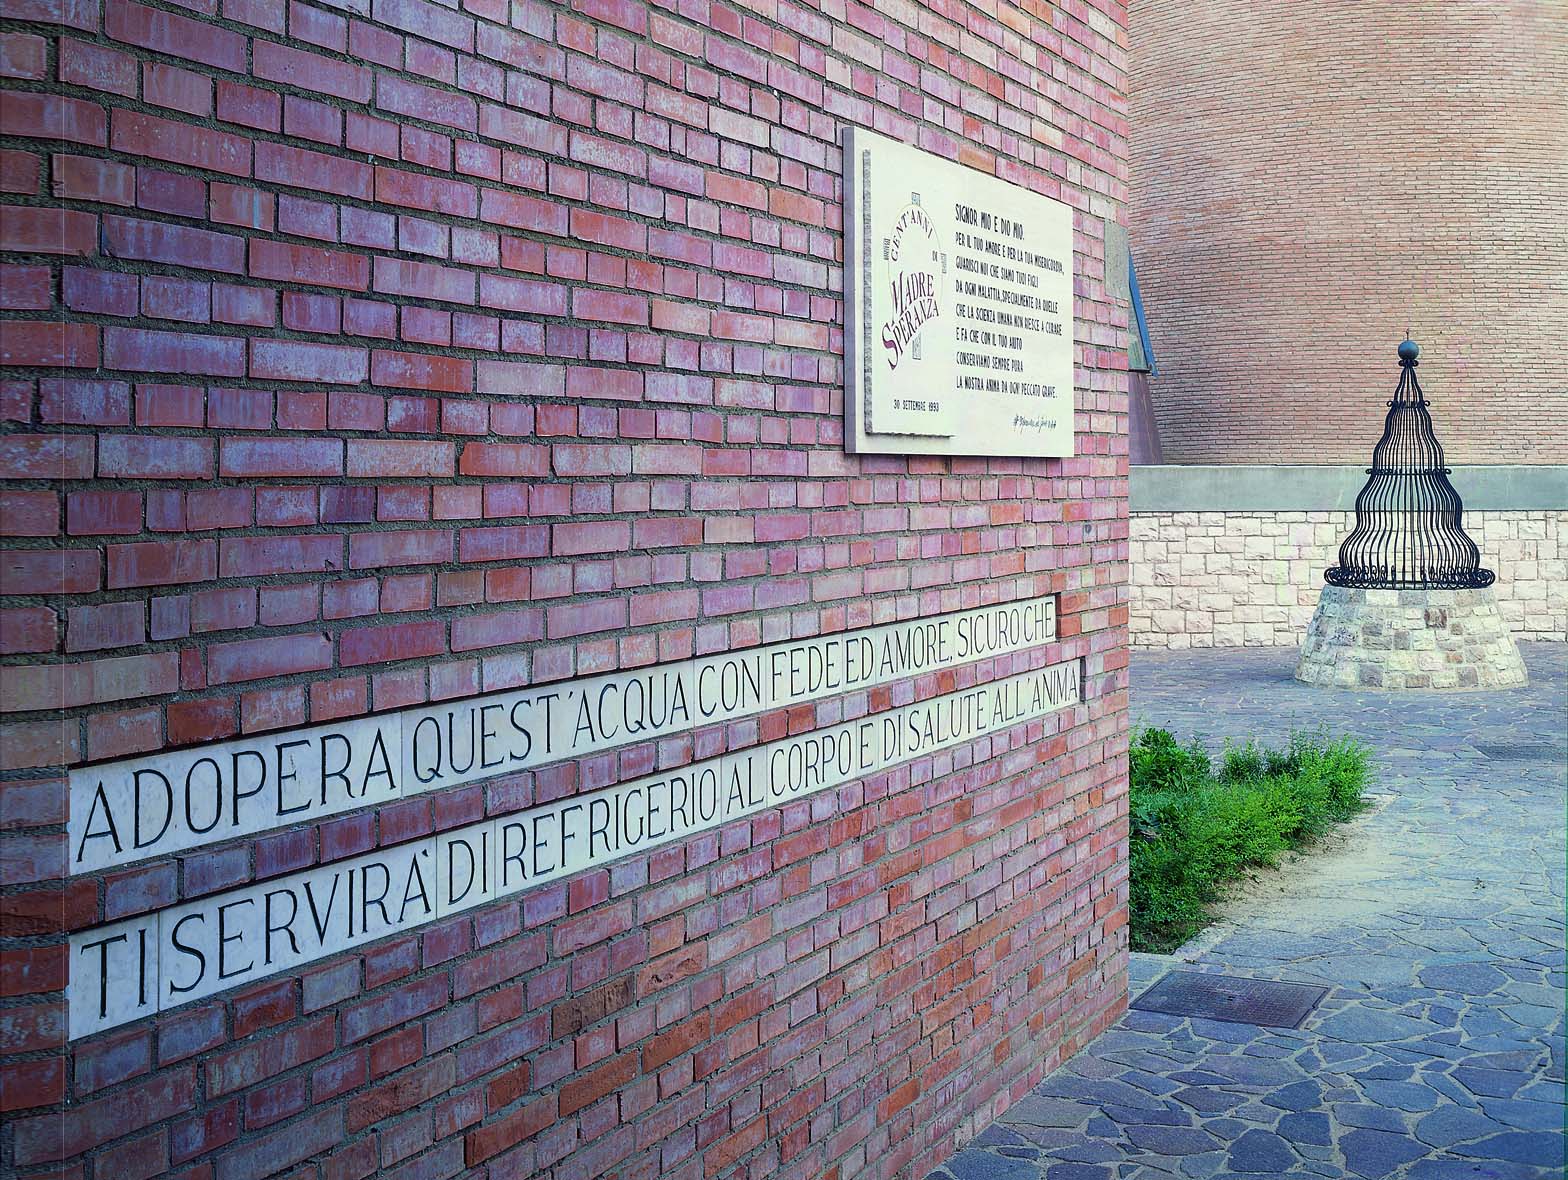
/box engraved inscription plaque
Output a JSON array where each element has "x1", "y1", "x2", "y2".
[{"x1": 844, "y1": 127, "x2": 1076, "y2": 457}]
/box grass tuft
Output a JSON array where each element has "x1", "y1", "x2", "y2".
[{"x1": 1128, "y1": 726, "x2": 1371, "y2": 953}]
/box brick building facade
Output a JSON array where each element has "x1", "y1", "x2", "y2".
[
  {"x1": 1128, "y1": 0, "x2": 1568, "y2": 466},
  {"x1": 0, "y1": 2, "x2": 1133, "y2": 1178}
]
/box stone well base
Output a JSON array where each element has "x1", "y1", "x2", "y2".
[{"x1": 1296, "y1": 585, "x2": 1528, "y2": 690}]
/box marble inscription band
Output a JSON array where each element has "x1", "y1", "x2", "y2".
[
  {"x1": 69, "y1": 596, "x2": 1056, "y2": 873},
  {"x1": 69, "y1": 659, "x2": 1082, "y2": 1039}
]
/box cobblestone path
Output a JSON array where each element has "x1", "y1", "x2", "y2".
[{"x1": 931, "y1": 644, "x2": 1566, "y2": 1180}]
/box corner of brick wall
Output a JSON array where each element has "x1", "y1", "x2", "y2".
[{"x1": 0, "y1": 1, "x2": 1133, "y2": 1178}]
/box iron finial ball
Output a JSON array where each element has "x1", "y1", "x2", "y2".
[{"x1": 1398, "y1": 338, "x2": 1420, "y2": 362}]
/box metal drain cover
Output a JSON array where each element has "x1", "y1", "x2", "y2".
[
  {"x1": 1472, "y1": 743, "x2": 1561, "y2": 762},
  {"x1": 1132, "y1": 972, "x2": 1327, "y2": 1029}
]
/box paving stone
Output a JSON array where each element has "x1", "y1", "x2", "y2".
[
  {"x1": 1413, "y1": 1105, "x2": 1509, "y2": 1148},
  {"x1": 1053, "y1": 1141, "x2": 1123, "y2": 1164},
  {"x1": 1417, "y1": 1069, "x2": 1481, "y2": 1108},
  {"x1": 1122, "y1": 1011, "x2": 1185, "y2": 1033},
  {"x1": 1224, "y1": 1128, "x2": 1296, "y2": 1174},
  {"x1": 974, "y1": 1126, "x2": 1033, "y2": 1149},
  {"x1": 1101, "y1": 1104, "x2": 1190, "y2": 1127},
  {"x1": 1452, "y1": 1131, "x2": 1567, "y2": 1166},
  {"x1": 1340, "y1": 1128, "x2": 1430, "y2": 1178},
  {"x1": 1119, "y1": 1071, "x2": 1186, "y2": 1098},
  {"x1": 1463, "y1": 1050, "x2": 1540, "y2": 1071},
  {"x1": 1039, "y1": 1077, "x2": 1163, "y2": 1110},
  {"x1": 1405, "y1": 1159, "x2": 1553, "y2": 1180},
  {"x1": 1360, "y1": 1079, "x2": 1441, "y2": 1112},
  {"x1": 1123, "y1": 1126, "x2": 1220, "y2": 1156},
  {"x1": 1168, "y1": 1071, "x2": 1234, "y2": 1087},
  {"x1": 928, "y1": 647, "x2": 1564, "y2": 1180},
  {"x1": 1187, "y1": 1019, "x2": 1265, "y2": 1045},
  {"x1": 1204, "y1": 1119, "x2": 1250, "y2": 1143},
  {"x1": 1476, "y1": 1097, "x2": 1566, "y2": 1132},
  {"x1": 1169, "y1": 1087, "x2": 1246, "y2": 1115},
  {"x1": 1417, "y1": 962, "x2": 1509, "y2": 994},
  {"x1": 1044, "y1": 1166, "x2": 1111, "y2": 1180},
  {"x1": 944, "y1": 1151, "x2": 1042, "y2": 1180},
  {"x1": 1085, "y1": 1116, "x2": 1120, "y2": 1141},
  {"x1": 1512, "y1": 1079, "x2": 1565, "y2": 1104},
  {"x1": 1276, "y1": 1112, "x2": 1332, "y2": 1146},
  {"x1": 1263, "y1": 1080, "x2": 1321, "y2": 1112},
  {"x1": 1068, "y1": 1055, "x2": 1125, "y2": 1080},
  {"x1": 1352, "y1": 1062, "x2": 1416, "y2": 1083},
  {"x1": 1013, "y1": 1128, "x2": 1099, "y2": 1152},
  {"x1": 1451, "y1": 1065, "x2": 1531, "y2": 1099},
  {"x1": 1198, "y1": 1057, "x2": 1300, "y2": 1089},
  {"x1": 1316, "y1": 1007, "x2": 1433, "y2": 1044},
  {"x1": 1004, "y1": 1097, "x2": 1095, "y2": 1130}
]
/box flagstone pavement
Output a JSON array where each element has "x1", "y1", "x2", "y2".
[{"x1": 929, "y1": 643, "x2": 1566, "y2": 1180}]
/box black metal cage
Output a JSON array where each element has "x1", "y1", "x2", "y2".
[{"x1": 1325, "y1": 339, "x2": 1495, "y2": 589}]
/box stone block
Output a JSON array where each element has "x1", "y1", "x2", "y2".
[{"x1": 1295, "y1": 585, "x2": 1527, "y2": 690}]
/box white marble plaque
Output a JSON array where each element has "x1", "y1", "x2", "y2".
[
  {"x1": 69, "y1": 597, "x2": 1056, "y2": 874},
  {"x1": 68, "y1": 659, "x2": 1082, "y2": 1038},
  {"x1": 843, "y1": 126, "x2": 1076, "y2": 457}
]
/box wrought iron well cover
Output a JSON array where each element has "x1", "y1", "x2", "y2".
[
  {"x1": 1325, "y1": 338, "x2": 1495, "y2": 589},
  {"x1": 1132, "y1": 971, "x2": 1328, "y2": 1028}
]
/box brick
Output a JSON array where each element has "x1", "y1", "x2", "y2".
[
  {"x1": 1, "y1": 206, "x2": 95, "y2": 254},
  {"x1": 250, "y1": 339, "x2": 369, "y2": 385},
  {"x1": 106, "y1": 1, "x2": 247, "y2": 73},
  {"x1": 348, "y1": 529, "x2": 451, "y2": 569},
  {"x1": 254, "y1": 40, "x2": 371, "y2": 103},
  {"x1": 104, "y1": 327, "x2": 243, "y2": 377},
  {"x1": 103, "y1": 537, "x2": 214, "y2": 591},
  {"x1": 104, "y1": 216, "x2": 245, "y2": 274},
  {"x1": 344, "y1": 439, "x2": 454, "y2": 478},
  {"x1": 63, "y1": 267, "x2": 135, "y2": 316},
  {"x1": 465, "y1": 1097, "x2": 555, "y2": 1165},
  {"x1": 457, "y1": 443, "x2": 549, "y2": 477},
  {"x1": 219, "y1": 535, "x2": 342, "y2": 577},
  {"x1": 0, "y1": 434, "x2": 93, "y2": 479},
  {"x1": 219, "y1": 438, "x2": 343, "y2": 478},
  {"x1": 11, "y1": 1066, "x2": 194, "y2": 1165},
  {"x1": 0, "y1": 263, "x2": 49, "y2": 308},
  {"x1": 213, "y1": 1106, "x2": 342, "y2": 1180},
  {"x1": 0, "y1": 91, "x2": 105, "y2": 146},
  {"x1": 3, "y1": 549, "x2": 99, "y2": 595},
  {"x1": 339, "y1": 620, "x2": 446, "y2": 667},
  {"x1": 110, "y1": 110, "x2": 249, "y2": 176},
  {"x1": 1, "y1": 606, "x2": 56, "y2": 654},
  {"x1": 0, "y1": 491, "x2": 57, "y2": 538},
  {"x1": 559, "y1": 1051, "x2": 637, "y2": 1115},
  {"x1": 0, "y1": 321, "x2": 100, "y2": 367},
  {"x1": 346, "y1": 1054, "x2": 455, "y2": 1132},
  {"x1": 371, "y1": 350, "x2": 472, "y2": 393},
  {"x1": 249, "y1": 240, "x2": 369, "y2": 291},
  {"x1": 66, "y1": 601, "x2": 144, "y2": 652},
  {"x1": 97, "y1": 435, "x2": 213, "y2": 480},
  {"x1": 58, "y1": 37, "x2": 136, "y2": 96},
  {"x1": 1, "y1": 651, "x2": 177, "y2": 712},
  {"x1": 255, "y1": 141, "x2": 372, "y2": 199}
]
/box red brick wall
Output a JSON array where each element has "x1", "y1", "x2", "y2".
[
  {"x1": 1129, "y1": 0, "x2": 1568, "y2": 465},
  {"x1": 0, "y1": 1, "x2": 1131, "y2": 1177}
]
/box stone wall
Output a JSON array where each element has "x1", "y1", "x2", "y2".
[
  {"x1": 0, "y1": 2, "x2": 1132, "y2": 1179},
  {"x1": 1131, "y1": 510, "x2": 1566, "y2": 650}
]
